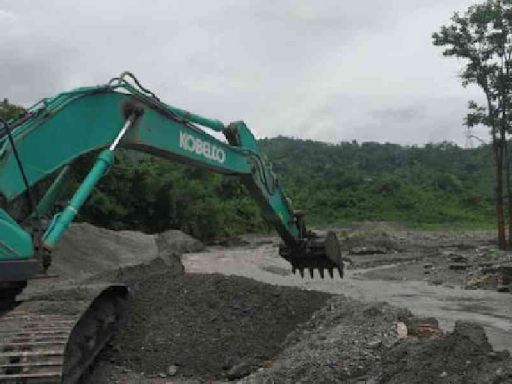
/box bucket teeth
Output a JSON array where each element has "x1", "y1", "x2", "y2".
[
  {"x1": 290, "y1": 266, "x2": 341, "y2": 279},
  {"x1": 286, "y1": 259, "x2": 344, "y2": 280},
  {"x1": 280, "y1": 230, "x2": 343, "y2": 280}
]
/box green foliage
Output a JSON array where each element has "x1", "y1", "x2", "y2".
[
  {"x1": 432, "y1": 0, "x2": 512, "y2": 248},
  {"x1": 74, "y1": 137, "x2": 495, "y2": 241},
  {"x1": 76, "y1": 152, "x2": 269, "y2": 242},
  {"x1": 0, "y1": 100, "x2": 25, "y2": 121},
  {"x1": 432, "y1": 0, "x2": 512, "y2": 132},
  {"x1": 259, "y1": 137, "x2": 494, "y2": 227}
]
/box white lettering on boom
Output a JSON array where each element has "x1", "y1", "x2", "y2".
[{"x1": 179, "y1": 131, "x2": 226, "y2": 164}]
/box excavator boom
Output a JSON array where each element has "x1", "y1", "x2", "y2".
[
  {"x1": 0, "y1": 72, "x2": 343, "y2": 282},
  {"x1": 0, "y1": 72, "x2": 343, "y2": 383}
]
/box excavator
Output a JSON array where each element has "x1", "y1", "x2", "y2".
[{"x1": 0, "y1": 72, "x2": 343, "y2": 383}]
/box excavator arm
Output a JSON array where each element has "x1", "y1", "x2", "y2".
[
  {"x1": 0, "y1": 73, "x2": 343, "y2": 289},
  {"x1": 0, "y1": 73, "x2": 343, "y2": 383}
]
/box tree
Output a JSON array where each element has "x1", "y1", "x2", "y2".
[
  {"x1": 433, "y1": 0, "x2": 512, "y2": 249},
  {"x1": 0, "y1": 99, "x2": 25, "y2": 121}
]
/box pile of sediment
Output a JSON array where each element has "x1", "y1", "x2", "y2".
[
  {"x1": 53, "y1": 225, "x2": 331, "y2": 382},
  {"x1": 240, "y1": 296, "x2": 413, "y2": 383},
  {"x1": 45, "y1": 224, "x2": 511, "y2": 383},
  {"x1": 241, "y1": 297, "x2": 512, "y2": 384},
  {"x1": 380, "y1": 321, "x2": 512, "y2": 384},
  {"x1": 48, "y1": 223, "x2": 204, "y2": 281},
  {"x1": 96, "y1": 265, "x2": 330, "y2": 380}
]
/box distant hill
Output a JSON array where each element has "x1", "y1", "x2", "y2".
[{"x1": 259, "y1": 136, "x2": 494, "y2": 227}]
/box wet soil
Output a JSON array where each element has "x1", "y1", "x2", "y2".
[
  {"x1": 13, "y1": 222, "x2": 512, "y2": 383},
  {"x1": 184, "y1": 224, "x2": 512, "y2": 353},
  {"x1": 240, "y1": 298, "x2": 512, "y2": 384},
  {"x1": 379, "y1": 321, "x2": 512, "y2": 384},
  {"x1": 356, "y1": 244, "x2": 512, "y2": 290},
  {"x1": 240, "y1": 296, "x2": 414, "y2": 384},
  {"x1": 100, "y1": 271, "x2": 330, "y2": 381}
]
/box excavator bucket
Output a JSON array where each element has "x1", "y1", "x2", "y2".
[{"x1": 279, "y1": 231, "x2": 344, "y2": 278}]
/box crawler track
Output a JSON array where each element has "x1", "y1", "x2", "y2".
[
  {"x1": 0, "y1": 282, "x2": 27, "y2": 311},
  {"x1": 0, "y1": 284, "x2": 127, "y2": 384}
]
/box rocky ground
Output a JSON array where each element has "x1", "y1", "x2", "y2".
[
  {"x1": 92, "y1": 269, "x2": 330, "y2": 381},
  {"x1": 240, "y1": 300, "x2": 512, "y2": 384},
  {"x1": 12, "y1": 222, "x2": 512, "y2": 383},
  {"x1": 341, "y1": 222, "x2": 512, "y2": 293}
]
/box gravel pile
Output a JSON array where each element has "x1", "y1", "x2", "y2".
[
  {"x1": 53, "y1": 224, "x2": 510, "y2": 384},
  {"x1": 46, "y1": 223, "x2": 203, "y2": 281},
  {"x1": 240, "y1": 296, "x2": 413, "y2": 384},
  {"x1": 95, "y1": 263, "x2": 330, "y2": 381},
  {"x1": 380, "y1": 321, "x2": 512, "y2": 384},
  {"x1": 240, "y1": 297, "x2": 512, "y2": 384}
]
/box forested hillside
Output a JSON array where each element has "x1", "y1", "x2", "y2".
[
  {"x1": 75, "y1": 136, "x2": 495, "y2": 241},
  {"x1": 259, "y1": 137, "x2": 494, "y2": 227}
]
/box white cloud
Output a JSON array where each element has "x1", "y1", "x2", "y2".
[
  {"x1": 0, "y1": 0, "x2": 485, "y2": 144},
  {"x1": 0, "y1": 8, "x2": 16, "y2": 21}
]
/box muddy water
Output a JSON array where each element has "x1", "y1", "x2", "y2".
[{"x1": 183, "y1": 241, "x2": 512, "y2": 353}]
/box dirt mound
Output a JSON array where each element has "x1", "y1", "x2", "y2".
[
  {"x1": 240, "y1": 296, "x2": 412, "y2": 384},
  {"x1": 48, "y1": 223, "x2": 158, "y2": 280},
  {"x1": 95, "y1": 267, "x2": 330, "y2": 381},
  {"x1": 338, "y1": 222, "x2": 404, "y2": 257},
  {"x1": 240, "y1": 298, "x2": 512, "y2": 384},
  {"x1": 48, "y1": 223, "x2": 203, "y2": 281},
  {"x1": 380, "y1": 321, "x2": 512, "y2": 384},
  {"x1": 33, "y1": 225, "x2": 511, "y2": 383}
]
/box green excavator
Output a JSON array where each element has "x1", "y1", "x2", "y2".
[{"x1": 0, "y1": 72, "x2": 343, "y2": 383}]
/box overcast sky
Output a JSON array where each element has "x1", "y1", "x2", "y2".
[{"x1": 0, "y1": 0, "x2": 486, "y2": 145}]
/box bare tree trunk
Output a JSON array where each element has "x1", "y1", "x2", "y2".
[
  {"x1": 502, "y1": 56, "x2": 512, "y2": 250},
  {"x1": 487, "y1": 80, "x2": 507, "y2": 249},
  {"x1": 505, "y1": 144, "x2": 512, "y2": 250},
  {"x1": 493, "y1": 130, "x2": 507, "y2": 249},
  {"x1": 495, "y1": 156, "x2": 506, "y2": 249},
  {"x1": 506, "y1": 139, "x2": 512, "y2": 250},
  {"x1": 501, "y1": 56, "x2": 511, "y2": 250}
]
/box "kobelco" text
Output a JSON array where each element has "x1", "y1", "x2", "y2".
[{"x1": 179, "y1": 131, "x2": 226, "y2": 164}]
